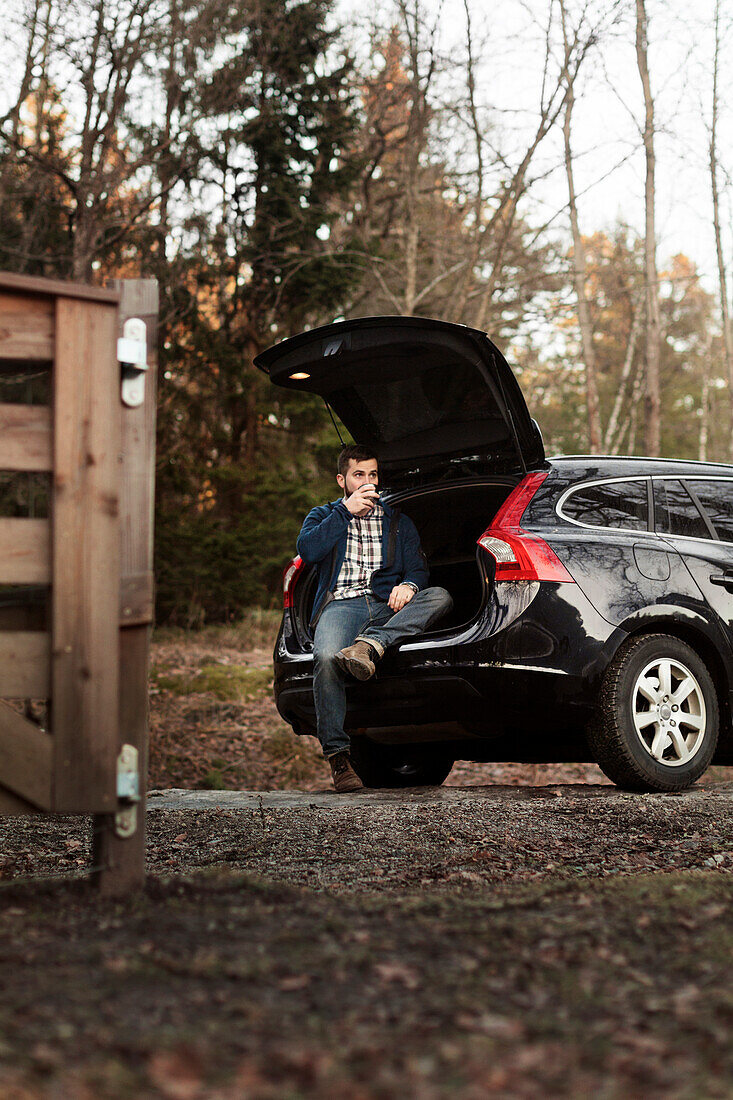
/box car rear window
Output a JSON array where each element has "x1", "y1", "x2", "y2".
[
  {"x1": 685, "y1": 479, "x2": 733, "y2": 543},
  {"x1": 653, "y1": 479, "x2": 710, "y2": 539},
  {"x1": 560, "y1": 479, "x2": 648, "y2": 530}
]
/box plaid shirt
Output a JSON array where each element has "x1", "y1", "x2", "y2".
[{"x1": 333, "y1": 501, "x2": 384, "y2": 600}]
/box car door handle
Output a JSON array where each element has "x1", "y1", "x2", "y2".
[{"x1": 709, "y1": 571, "x2": 733, "y2": 592}]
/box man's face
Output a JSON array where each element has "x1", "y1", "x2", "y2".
[{"x1": 337, "y1": 457, "x2": 379, "y2": 497}]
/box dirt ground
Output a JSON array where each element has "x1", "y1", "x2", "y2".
[
  {"x1": 147, "y1": 617, "x2": 617, "y2": 792},
  {"x1": 1, "y1": 620, "x2": 732, "y2": 1099}
]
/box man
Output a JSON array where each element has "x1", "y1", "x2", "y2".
[{"x1": 296, "y1": 444, "x2": 453, "y2": 793}]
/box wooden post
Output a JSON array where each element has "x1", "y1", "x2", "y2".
[
  {"x1": 52, "y1": 296, "x2": 121, "y2": 812},
  {"x1": 92, "y1": 279, "x2": 158, "y2": 895}
]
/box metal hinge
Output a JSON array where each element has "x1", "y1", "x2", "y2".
[
  {"x1": 115, "y1": 744, "x2": 141, "y2": 838},
  {"x1": 118, "y1": 318, "x2": 148, "y2": 407}
]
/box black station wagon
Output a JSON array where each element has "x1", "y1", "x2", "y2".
[{"x1": 255, "y1": 316, "x2": 733, "y2": 792}]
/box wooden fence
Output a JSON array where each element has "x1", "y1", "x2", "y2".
[{"x1": 0, "y1": 272, "x2": 157, "y2": 893}]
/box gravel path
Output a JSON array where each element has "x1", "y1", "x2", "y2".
[
  {"x1": 144, "y1": 780, "x2": 733, "y2": 891},
  {"x1": 5, "y1": 781, "x2": 731, "y2": 888}
]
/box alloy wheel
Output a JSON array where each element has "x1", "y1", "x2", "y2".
[{"x1": 632, "y1": 657, "x2": 707, "y2": 767}]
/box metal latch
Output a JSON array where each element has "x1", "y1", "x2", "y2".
[
  {"x1": 118, "y1": 318, "x2": 148, "y2": 407},
  {"x1": 115, "y1": 744, "x2": 141, "y2": 838}
]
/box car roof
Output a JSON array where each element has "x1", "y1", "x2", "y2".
[{"x1": 547, "y1": 455, "x2": 733, "y2": 480}]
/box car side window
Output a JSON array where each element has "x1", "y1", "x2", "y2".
[
  {"x1": 653, "y1": 479, "x2": 710, "y2": 540},
  {"x1": 685, "y1": 480, "x2": 733, "y2": 543},
  {"x1": 560, "y1": 479, "x2": 648, "y2": 530}
]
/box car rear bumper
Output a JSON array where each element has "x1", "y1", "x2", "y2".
[
  {"x1": 274, "y1": 581, "x2": 624, "y2": 747},
  {"x1": 277, "y1": 661, "x2": 590, "y2": 738}
]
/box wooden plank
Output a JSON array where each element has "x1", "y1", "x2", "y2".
[
  {"x1": 0, "y1": 519, "x2": 50, "y2": 584},
  {"x1": 0, "y1": 783, "x2": 39, "y2": 815},
  {"x1": 51, "y1": 296, "x2": 120, "y2": 814},
  {"x1": 120, "y1": 571, "x2": 155, "y2": 626},
  {"x1": 93, "y1": 279, "x2": 158, "y2": 895},
  {"x1": 0, "y1": 293, "x2": 54, "y2": 360},
  {"x1": 0, "y1": 701, "x2": 52, "y2": 808},
  {"x1": 0, "y1": 272, "x2": 119, "y2": 304},
  {"x1": 0, "y1": 405, "x2": 52, "y2": 471},
  {"x1": 0, "y1": 632, "x2": 50, "y2": 696}
]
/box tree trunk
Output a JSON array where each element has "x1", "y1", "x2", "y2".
[
  {"x1": 560, "y1": 0, "x2": 601, "y2": 453},
  {"x1": 404, "y1": 223, "x2": 419, "y2": 315},
  {"x1": 400, "y1": 1, "x2": 429, "y2": 316},
  {"x1": 242, "y1": 337, "x2": 263, "y2": 468},
  {"x1": 613, "y1": 357, "x2": 645, "y2": 456},
  {"x1": 635, "y1": 0, "x2": 662, "y2": 456},
  {"x1": 157, "y1": 0, "x2": 180, "y2": 257},
  {"x1": 699, "y1": 373, "x2": 710, "y2": 462},
  {"x1": 472, "y1": 200, "x2": 520, "y2": 332},
  {"x1": 604, "y1": 300, "x2": 641, "y2": 453},
  {"x1": 710, "y1": 0, "x2": 733, "y2": 460}
]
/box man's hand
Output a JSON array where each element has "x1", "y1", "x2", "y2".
[
  {"x1": 344, "y1": 485, "x2": 379, "y2": 516},
  {"x1": 388, "y1": 583, "x2": 416, "y2": 612}
]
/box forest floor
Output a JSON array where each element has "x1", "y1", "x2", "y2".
[
  {"x1": 1, "y1": 614, "x2": 732, "y2": 1099},
  {"x1": 145, "y1": 612, "x2": 619, "y2": 793}
]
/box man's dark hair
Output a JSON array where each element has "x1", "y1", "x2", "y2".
[{"x1": 337, "y1": 444, "x2": 378, "y2": 477}]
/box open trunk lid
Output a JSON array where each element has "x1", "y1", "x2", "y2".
[{"x1": 254, "y1": 316, "x2": 545, "y2": 485}]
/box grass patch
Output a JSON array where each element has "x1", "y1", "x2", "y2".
[
  {"x1": 156, "y1": 664, "x2": 272, "y2": 701},
  {"x1": 260, "y1": 727, "x2": 326, "y2": 785},
  {"x1": 153, "y1": 608, "x2": 282, "y2": 652},
  {"x1": 201, "y1": 768, "x2": 227, "y2": 790}
]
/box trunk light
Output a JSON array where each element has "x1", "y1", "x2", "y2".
[
  {"x1": 289, "y1": 372, "x2": 310, "y2": 380},
  {"x1": 478, "y1": 472, "x2": 574, "y2": 583},
  {"x1": 283, "y1": 555, "x2": 304, "y2": 608}
]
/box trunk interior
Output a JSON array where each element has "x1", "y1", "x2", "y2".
[{"x1": 293, "y1": 479, "x2": 518, "y2": 644}]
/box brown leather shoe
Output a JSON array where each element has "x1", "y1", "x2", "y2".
[
  {"x1": 334, "y1": 641, "x2": 376, "y2": 681},
  {"x1": 329, "y1": 752, "x2": 364, "y2": 793}
]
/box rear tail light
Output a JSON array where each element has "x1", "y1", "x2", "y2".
[
  {"x1": 283, "y1": 555, "x2": 304, "y2": 608},
  {"x1": 477, "y1": 472, "x2": 574, "y2": 583}
]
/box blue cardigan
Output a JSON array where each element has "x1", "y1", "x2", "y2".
[{"x1": 296, "y1": 498, "x2": 429, "y2": 626}]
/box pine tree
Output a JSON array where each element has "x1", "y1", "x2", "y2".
[{"x1": 154, "y1": 0, "x2": 362, "y2": 623}]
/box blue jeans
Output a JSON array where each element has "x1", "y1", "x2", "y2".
[{"x1": 312, "y1": 587, "x2": 453, "y2": 758}]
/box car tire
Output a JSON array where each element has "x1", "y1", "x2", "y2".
[
  {"x1": 349, "y1": 737, "x2": 454, "y2": 789},
  {"x1": 588, "y1": 633, "x2": 719, "y2": 792}
]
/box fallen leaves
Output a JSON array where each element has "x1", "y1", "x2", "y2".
[
  {"x1": 147, "y1": 1048, "x2": 203, "y2": 1100},
  {"x1": 454, "y1": 1012, "x2": 524, "y2": 1038},
  {"x1": 278, "y1": 974, "x2": 312, "y2": 991},
  {"x1": 373, "y1": 961, "x2": 421, "y2": 989}
]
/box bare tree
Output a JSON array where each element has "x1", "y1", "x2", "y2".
[
  {"x1": 0, "y1": 0, "x2": 45, "y2": 159},
  {"x1": 603, "y1": 299, "x2": 642, "y2": 452},
  {"x1": 399, "y1": 0, "x2": 439, "y2": 315},
  {"x1": 0, "y1": 0, "x2": 67, "y2": 273},
  {"x1": 0, "y1": 0, "x2": 187, "y2": 280},
  {"x1": 709, "y1": 0, "x2": 733, "y2": 459},
  {"x1": 350, "y1": 4, "x2": 446, "y2": 318},
  {"x1": 352, "y1": 0, "x2": 581, "y2": 331},
  {"x1": 635, "y1": 0, "x2": 662, "y2": 455},
  {"x1": 447, "y1": 0, "x2": 587, "y2": 330}
]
